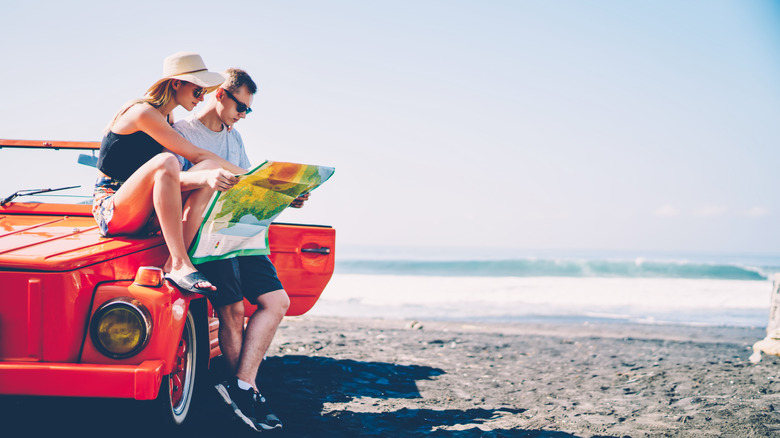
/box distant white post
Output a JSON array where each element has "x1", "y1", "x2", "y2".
[{"x1": 750, "y1": 273, "x2": 780, "y2": 363}]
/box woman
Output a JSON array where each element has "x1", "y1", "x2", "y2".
[{"x1": 93, "y1": 52, "x2": 245, "y2": 295}]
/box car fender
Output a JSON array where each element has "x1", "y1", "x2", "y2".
[{"x1": 80, "y1": 280, "x2": 202, "y2": 376}]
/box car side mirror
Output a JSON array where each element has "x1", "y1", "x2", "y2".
[{"x1": 78, "y1": 153, "x2": 98, "y2": 168}]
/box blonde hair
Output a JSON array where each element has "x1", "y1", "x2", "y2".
[
  {"x1": 105, "y1": 79, "x2": 218, "y2": 133},
  {"x1": 144, "y1": 79, "x2": 179, "y2": 108}
]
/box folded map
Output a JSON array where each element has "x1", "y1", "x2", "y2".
[{"x1": 189, "y1": 160, "x2": 335, "y2": 263}]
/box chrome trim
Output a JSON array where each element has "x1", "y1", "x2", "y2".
[{"x1": 301, "y1": 247, "x2": 331, "y2": 255}]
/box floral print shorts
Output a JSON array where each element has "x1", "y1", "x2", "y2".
[
  {"x1": 92, "y1": 176, "x2": 122, "y2": 237},
  {"x1": 92, "y1": 176, "x2": 159, "y2": 237}
]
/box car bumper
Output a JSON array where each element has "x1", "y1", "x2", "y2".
[{"x1": 0, "y1": 360, "x2": 164, "y2": 400}]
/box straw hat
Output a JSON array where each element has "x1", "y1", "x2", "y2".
[{"x1": 147, "y1": 52, "x2": 225, "y2": 91}]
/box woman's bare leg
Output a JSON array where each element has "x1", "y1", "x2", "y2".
[
  {"x1": 162, "y1": 159, "x2": 221, "y2": 272},
  {"x1": 107, "y1": 152, "x2": 213, "y2": 290},
  {"x1": 182, "y1": 160, "x2": 221, "y2": 250}
]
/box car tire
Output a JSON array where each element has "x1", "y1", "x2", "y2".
[{"x1": 149, "y1": 301, "x2": 209, "y2": 429}]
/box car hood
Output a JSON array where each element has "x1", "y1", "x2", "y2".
[{"x1": 0, "y1": 204, "x2": 164, "y2": 271}]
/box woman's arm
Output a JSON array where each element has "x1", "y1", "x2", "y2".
[
  {"x1": 131, "y1": 104, "x2": 246, "y2": 175},
  {"x1": 179, "y1": 167, "x2": 240, "y2": 192}
]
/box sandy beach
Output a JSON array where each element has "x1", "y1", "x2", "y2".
[
  {"x1": 5, "y1": 315, "x2": 780, "y2": 437},
  {"x1": 250, "y1": 316, "x2": 779, "y2": 438}
]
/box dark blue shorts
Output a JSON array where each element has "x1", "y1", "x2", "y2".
[{"x1": 196, "y1": 255, "x2": 284, "y2": 307}]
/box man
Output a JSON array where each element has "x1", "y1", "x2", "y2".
[{"x1": 173, "y1": 68, "x2": 305, "y2": 432}]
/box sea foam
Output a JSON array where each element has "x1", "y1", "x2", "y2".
[{"x1": 310, "y1": 273, "x2": 772, "y2": 327}]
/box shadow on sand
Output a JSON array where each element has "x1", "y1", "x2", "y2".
[
  {"x1": 247, "y1": 355, "x2": 619, "y2": 438},
  {"x1": 2, "y1": 355, "x2": 621, "y2": 438}
]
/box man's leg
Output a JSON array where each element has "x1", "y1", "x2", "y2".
[
  {"x1": 209, "y1": 256, "x2": 287, "y2": 432},
  {"x1": 214, "y1": 300, "x2": 246, "y2": 374},
  {"x1": 235, "y1": 289, "x2": 290, "y2": 389},
  {"x1": 213, "y1": 293, "x2": 288, "y2": 432},
  {"x1": 197, "y1": 258, "x2": 244, "y2": 374},
  {"x1": 222, "y1": 255, "x2": 289, "y2": 431}
]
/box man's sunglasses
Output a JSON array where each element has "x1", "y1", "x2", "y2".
[{"x1": 223, "y1": 89, "x2": 252, "y2": 114}]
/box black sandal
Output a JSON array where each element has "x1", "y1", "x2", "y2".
[{"x1": 166, "y1": 271, "x2": 217, "y2": 297}]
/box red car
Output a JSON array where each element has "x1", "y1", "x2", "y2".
[{"x1": 0, "y1": 139, "x2": 335, "y2": 427}]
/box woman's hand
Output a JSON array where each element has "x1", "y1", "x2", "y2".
[{"x1": 207, "y1": 168, "x2": 239, "y2": 192}]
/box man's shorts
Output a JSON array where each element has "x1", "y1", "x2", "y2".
[{"x1": 197, "y1": 255, "x2": 284, "y2": 307}]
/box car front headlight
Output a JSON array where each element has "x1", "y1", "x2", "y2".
[{"x1": 90, "y1": 297, "x2": 152, "y2": 359}]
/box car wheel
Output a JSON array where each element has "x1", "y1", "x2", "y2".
[{"x1": 151, "y1": 305, "x2": 208, "y2": 429}]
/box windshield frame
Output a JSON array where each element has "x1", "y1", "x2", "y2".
[{"x1": 1, "y1": 139, "x2": 101, "y2": 206}]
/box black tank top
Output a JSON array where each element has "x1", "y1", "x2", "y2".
[{"x1": 97, "y1": 131, "x2": 164, "y2": 182}]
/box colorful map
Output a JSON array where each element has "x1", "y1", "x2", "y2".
[{"x1": 189, "y1": 161, "x2": 334, "y2": 263}]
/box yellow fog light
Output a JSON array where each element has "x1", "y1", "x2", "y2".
[{"x1": 90, "y1": 298, "x2": 152, "y2": 359}]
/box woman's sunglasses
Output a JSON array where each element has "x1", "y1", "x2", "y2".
[
  {"x1": 179, "y1": 80, "x2": 207, "y2": 99},
  {"x1": 223, "y1": 89, "x2": 253, "y2": 114}
]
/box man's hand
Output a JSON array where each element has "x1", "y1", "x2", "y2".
[
  {"x1": 290, "y1": 192, "x2": 310, "y2": 208},
  {"x1": 207, "y1": 168, "x2": 239, "y2": 192}
]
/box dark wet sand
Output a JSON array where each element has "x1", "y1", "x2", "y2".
[
  {"x1": 5, "y1": 315, "x2": 780, "y2": 437},
  {"x1": 253, "y1": 316, "x2": 780, "y2": 438}
]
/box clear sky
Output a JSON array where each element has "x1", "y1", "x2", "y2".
[{"x1": 2, "y1": 1, "x2": 780, "y2": 255}]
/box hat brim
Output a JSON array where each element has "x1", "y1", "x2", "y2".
[
  {"x1": 174, "y1": 70, "x2": 226, "y2": 88},
  {"x1": 147, "y1": 70, "x2": 226, "y2": 93}
]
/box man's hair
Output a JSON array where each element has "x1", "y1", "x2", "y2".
[{"x1": 222, "y1": 68, "x2": 257, "y2": 94}]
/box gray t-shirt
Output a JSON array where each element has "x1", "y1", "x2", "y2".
[{"x1": 172, "y1": 115, "x2": 252, "y2": 170}]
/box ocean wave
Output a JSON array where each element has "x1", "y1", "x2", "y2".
[
  {"x1": 313, "y1": 274, "x2": 771, "y2": 327},
  {"x1": 335, "y1": 258, "x2": 773, "y2": 281}
]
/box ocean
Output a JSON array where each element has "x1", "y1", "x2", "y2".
[{"x1": 307, "y1": 246, "x2": 780, "y2": 328}]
